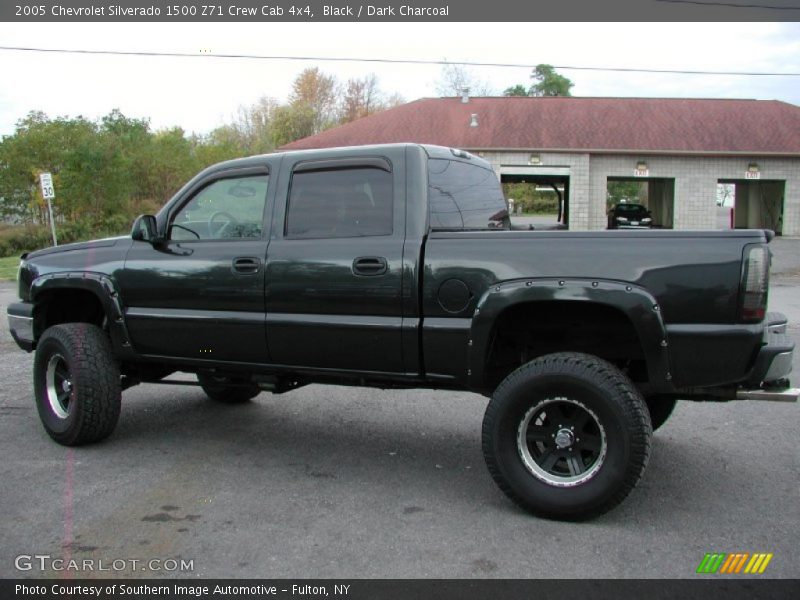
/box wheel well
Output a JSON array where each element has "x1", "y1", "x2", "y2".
[
  {"x1": 34, "y1": 289, "x2": 106, "y2": 339},
  {"x1": 484, "y1": 301, "x2": 647, "y2": 389}
]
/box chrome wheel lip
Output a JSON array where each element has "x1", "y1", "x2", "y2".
[
  {"x1": 517, "y1": 396, "x2": 607, "y2": 488},
  {"x1": 45, "y1": 353, "x2": 72, "y2": 420}
]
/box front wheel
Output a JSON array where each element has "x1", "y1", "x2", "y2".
[
  {"x1": 482, "y1": 352, "x2": 652, "y2": 520},
  {"x1": 33, "y1": 323, "x2": 121, "y2": 446}
]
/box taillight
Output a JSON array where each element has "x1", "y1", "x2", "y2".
[{"x1": 739, "y1": 244, "x2": 769, "y2": 322}]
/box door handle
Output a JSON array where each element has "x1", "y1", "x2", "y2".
[
  {"x1": 352, "y1": 256, "x2": 388, "y2": 276},
  {"x1": 232, "y1": 256, "x2": 261, "y2": 274}
]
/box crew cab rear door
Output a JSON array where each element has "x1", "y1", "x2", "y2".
[{"x1": 265, "y1": 150, "x2": 406, "y2": 373}]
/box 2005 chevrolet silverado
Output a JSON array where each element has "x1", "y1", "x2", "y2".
[{"x1": 7, "y1": 144, "x2": 798, "y2": 520}]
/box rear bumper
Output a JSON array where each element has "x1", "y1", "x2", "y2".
[
  {"x1": 767, "y1": 311, "x2": 787, "y2": 334},
  {"x1": 746, "y1": 315, "x2": 794, "y2": 386},
  {"x1": 7, "y1": 302, "x2": 34, "y2": 352},
  {"x1": 736, "y1": 311, "x2": 797, "y2": 402},
  {"x1": 765, "y1": 351, "x2": 793, "y2": 381}
]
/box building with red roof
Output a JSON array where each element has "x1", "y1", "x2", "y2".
[{"x1": 282, "y1": 95, "x2": 800, "y2": 235}]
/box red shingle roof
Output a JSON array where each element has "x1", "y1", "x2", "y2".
[{"x1": 281, "y1": 97, "x2": 800, "y2": 155}]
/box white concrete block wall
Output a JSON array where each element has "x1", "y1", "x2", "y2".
[
  {"x1": 474, "y1": 150, "x2": 800, "y2": 235},
  {"x1": 782, "y1": 179, "x2": 800, "y2": 237}
]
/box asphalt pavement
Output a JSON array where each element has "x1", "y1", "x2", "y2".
[{"x1": 0, "y1": 243, "x2": 798, "y2": 580}]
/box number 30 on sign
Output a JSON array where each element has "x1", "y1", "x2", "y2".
[{"x1": 39, "y1": 173, "x2": 55, "y2": 199}]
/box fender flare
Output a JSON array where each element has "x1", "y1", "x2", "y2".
[
  {"x1": 30, "y1": 272, "x2": 136, "y2": 359},
  {"x1": 467, "y1": 278, "x2": 674, "y2": 392}
]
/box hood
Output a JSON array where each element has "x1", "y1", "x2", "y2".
[{"x1": 24, "y1": 236, "x2": 129, "y2": 260}]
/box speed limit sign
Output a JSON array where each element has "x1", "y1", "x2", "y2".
[
  {"x1": 39, "y1": 172, "x2": 55, "y2": 199},
  {"x1": 39, "y1": 172, "x2": 58, "y2": 245}
]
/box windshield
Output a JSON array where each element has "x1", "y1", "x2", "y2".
[{"x1": 616, "y1": 204, "x2": 647, "y2": 213}]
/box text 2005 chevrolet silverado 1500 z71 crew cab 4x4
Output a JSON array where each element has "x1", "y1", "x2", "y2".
[{"x1": 7, "y1": 144, "x2": 798, "y2": 520}]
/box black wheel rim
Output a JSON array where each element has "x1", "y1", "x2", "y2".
[
  {"x1": 517, "y1": 397, "x2": 607, "y2": 487},
  {"x1": 45, "y1": 353, "x2": 73, "y2": 419}
]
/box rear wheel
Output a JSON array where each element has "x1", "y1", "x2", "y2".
[
  {"x1": 198, "y1": 373, "x2": 260, "y2": 404},
  {"x1": 33, "y1": 323, "x2": 121, "y2": 446},
  {"x1": 482, "y1": 352, "x2": 652, "y2": 520},
  {"x1": 644, "y1": 397, "x2": 677, "y2": 432}
]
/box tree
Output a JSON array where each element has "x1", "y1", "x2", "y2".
[
  {"x1": 503, "y1": 84, "x2": 529, "y2": 97},
  {"x1": 435, "y1": 63, "x2": 494, "y2": 97},
  {"x1": 384, "y1": 92, "x2": 406, "y2": 108},
  {"x1": 0, "y1": 111, "x2": 99, "y2": 224},
  {"x1": 529, "y1": 64, "x2": 574, "y2": 97},
  {"x1": 62, "y1": 122, "x2": 126, "y2": 219},
  {"x1": 97, "y1": 109, "x2": 152, "y2": 212},
  {"x1": 339, "y1": 74, "x2": 384, "y2": 123},
  {"x1": 227, "y1": 96, "x2": 280, "y2": 154},
  {"x1": 194, "y1": 125, "x2": 248, "y2": 167},
  {"x1": 288, "y1": 67, "x2": 338, "y2": 134},
  {"x1": 141, "y1": 127, "x2": 197, "y2": 205},
  {"x1": 270, "y1": 103, "x2": 317, "y2": 148}
]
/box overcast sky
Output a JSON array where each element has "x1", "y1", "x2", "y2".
[{"x1": 0, "y1": 22, "x2": 798, "y2": 137}]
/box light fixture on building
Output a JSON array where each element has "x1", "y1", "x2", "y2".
[
  {"x1": 469, "y1": 114, "x2": 479, "y2": 127},
  {"x1": 529, "y1": 154, "x2": 541, "y2": 165},
  {"x1": 746, "y1": 162, "x2": 761, "y2": 180},
  {"x1": 636, "y1": 160, "x2": 648, "y2": 171}
]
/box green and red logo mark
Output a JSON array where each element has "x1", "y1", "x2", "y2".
[{"x1": 696, "y1": 553, "x2": 773, "y2": 574}]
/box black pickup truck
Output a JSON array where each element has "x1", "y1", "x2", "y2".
[{"x1": 7, "y1": 144, "x2": 797, "y2": 520}]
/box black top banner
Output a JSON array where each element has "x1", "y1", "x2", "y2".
[{"x1": 3, "y1": 0, "x2": 800, "y2": 22}]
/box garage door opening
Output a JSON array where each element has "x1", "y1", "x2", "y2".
[
  {"x1": 719, "y1": 179, "x2": 785, "y2": 234},
  {"x1": 500, "y1": 170, "x2": 569, "y2": 230},
  {"x1": 607, "y1": 177, "x2": 674, "y2": 229}
]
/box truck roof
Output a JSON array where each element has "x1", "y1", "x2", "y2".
[{"x1": 200, "y1": 143, "x2": 493, "y2": 175}]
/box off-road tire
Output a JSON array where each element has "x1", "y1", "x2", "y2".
[
  {"x1": 482, "y1": 352, "x2": 652, "y2": 521},
  {"x1": 33, "y1": 323, "x2": 121, "y2": 446},
  {"x1": 644, "y1": 396, "x2": 677, "y2": 432},
  {"x1": 198, "y1": 373, "x2": 260, "y2": 404}
]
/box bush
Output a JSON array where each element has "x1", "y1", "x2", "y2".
[
  {"x1": 0, "y1": 225, "x2": 53, "y2": 257},
  {"x1": 502, "y1": 182, "x2": 560, "y2": 214},
  {"x1": 0, "y1": 215, "x2": 135, "y2": 258},
  {"x1": 525, "y1": 198, "x2": 559, "y2": 213}
]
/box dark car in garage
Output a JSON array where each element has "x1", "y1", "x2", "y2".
[{"x1": 607, "y1": 203, "x2": 653, "y2": 229}]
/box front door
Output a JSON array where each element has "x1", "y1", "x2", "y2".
[
  {"x1": 265, "y1": 153, "x2": 405, "y2": 373},
  {"x1": 120, "y1": 167, "x2": 272, "y2": 364}
]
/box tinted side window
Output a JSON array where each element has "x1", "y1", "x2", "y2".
[
  {"x1": 286, "y1": 167, "x2": 393, "y2": 239},
  {"x1": 170, "y1": 174, "x2": 268, "y2": 241},
  {"x1": 428, "y1": 159, "x2": 509, "y2": 229}
]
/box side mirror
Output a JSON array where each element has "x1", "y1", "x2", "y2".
[{"x1": 131, "y1": 215, "x2": 162, "y2": 244}]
